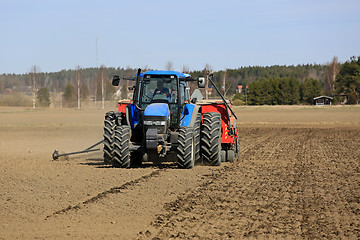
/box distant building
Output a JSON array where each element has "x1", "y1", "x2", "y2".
[
  {"x1": 313, "y1": 96, "x2": 333, "y2": 105},
  {"x1": 237, "y1": 85, "x2": 248, "y2": 94}
]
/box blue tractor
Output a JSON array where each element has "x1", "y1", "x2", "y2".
[{"x1": 103, "y1": 69, "x2": 223, "y2": 169}]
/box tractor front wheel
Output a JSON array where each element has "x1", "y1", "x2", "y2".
[
  {"x1": 112, "y1": 125, "x2": 131, "y2": 168},
  {"x1": 103, "y1": 111, "x2": 116, "y2": 165},
  {"x1": 177, "y1": 127, "x2": 195, "y2": 169}
]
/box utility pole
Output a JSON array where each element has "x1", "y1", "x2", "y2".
[{"x1": 222, "y1": 70, "x2": 226, "y2": 97}]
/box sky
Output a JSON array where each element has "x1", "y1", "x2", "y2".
[{"x1": 1, "y1": 0, "x2": 360, "y2": 74}]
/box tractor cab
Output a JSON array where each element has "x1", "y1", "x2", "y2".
[{"x1": 137, "y1": 71, "x2": 191, "y2": 129}]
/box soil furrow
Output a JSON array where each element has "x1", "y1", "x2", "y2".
[
  {"x1": 47, "y1": 169, "x2": 163, "y2": 218},
  {"x1": 139, "y1": 127, "x2": 360, "y2": 239}
]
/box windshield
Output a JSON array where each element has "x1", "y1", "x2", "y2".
[
  {"x1": 140, "y1": 75, "x2": 179, "y2": 128},
  {"x1": 140, "y1": 75, "x2": 178, "y2": 104}
]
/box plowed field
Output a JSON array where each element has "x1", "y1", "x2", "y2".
[{"x1": 0, "y1": 105, "x2": 359, "y2": 239}]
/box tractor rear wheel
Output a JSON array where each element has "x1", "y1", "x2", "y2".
[
  {"x1": 201, "y1": 112, "x2": 222, "y2": 166},
  {"x1": 112, "y1": 125, "x2": 131, "y2": 168},
  {"x1": 177, "y1": 127, "x2": 195, "y2": 169},
  {"x1": 103, "y1": 111, "x2": 116, "y2": 164}
]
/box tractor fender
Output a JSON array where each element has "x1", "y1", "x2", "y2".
[
  {"x1": 189, "y1": 105, "x2": 201, "y2": 127},
  {"x1": 180, "y1": 104, "x2": 200, "y2": 127}
]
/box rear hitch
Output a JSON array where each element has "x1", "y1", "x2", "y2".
[{"x1": 52, "y1": 140, "x2": 103, "y2": 160}]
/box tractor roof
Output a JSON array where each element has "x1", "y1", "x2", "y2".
[{"x1": 141, "y1": 71, "x2": 191, "y2": 79}]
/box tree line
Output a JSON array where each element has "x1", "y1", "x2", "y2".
[
  {"x1": 0, "y1": 56, "x2": 359, "y2": 106},
  {"x1": 0, "y1": 66, "x2": 137, "y2": 107},
  {"x1": 234, "y1": 77, "x2": 322, "y2": 105},
  {"x1": 230, "y1": 56, "x2": 359, "y2": 105}
]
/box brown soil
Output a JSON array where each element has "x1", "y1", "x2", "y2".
[{"x1": 0, "y1": 106, "x2": 359, "y2": 239}]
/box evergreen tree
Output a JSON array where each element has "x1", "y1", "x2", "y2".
[
  {"x1": 335, "y1": 56, "x2": 360, "y2": 104},
  {"x1": 247, "y1": 77, "x2": 301, "y2": 105},
  {"x1": 300, "y1": 78, "x2": 322, "y2": 104},
  {"x1": 247, "y1": 81, "x2": 261, "y2": 105},
  {"x1": 36, "y1": 88, "x2": 50, "y2": 107},
  {"x1": 63, "y1": 83, "x2": 76, "y2": 107}
]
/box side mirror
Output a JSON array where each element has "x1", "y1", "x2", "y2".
[
  {"x1": 112, "y1": 75, "x2": 120, "y2": 86},
  {"x1": 198, "y1": 77, "x2": 205, "y2": 88}
]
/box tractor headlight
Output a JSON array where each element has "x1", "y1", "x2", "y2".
[
  {"x1": 144, "y1": 120, "x2": 166, "y2": 126},
  {"x1": 143, "y1": 116, "x2": 168, "y2": 134}
]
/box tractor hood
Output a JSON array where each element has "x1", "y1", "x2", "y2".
[{"x1": 144, "y1": 103, "x2": 170, "y2": 120}]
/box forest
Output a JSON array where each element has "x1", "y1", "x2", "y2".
[{"x1": 0, "y1": 56, "x2": 359, "y2": 106}]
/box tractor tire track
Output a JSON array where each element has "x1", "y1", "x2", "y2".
[{"x1": 47, "y1": 168, "x2": 163, "y2": 218}]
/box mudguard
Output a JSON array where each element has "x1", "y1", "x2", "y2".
[
  {"x1": 189, "y1": 105, "x2": 201, "y2": 127},
  {"x1": 180, "y1": 104, "x2": 199, "y2": 127}
]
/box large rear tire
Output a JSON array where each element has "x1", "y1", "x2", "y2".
[
  {"x1": 177, "y1": 127, "x2": 195, "y2": 169},
  {"x1": 103, "y1": 111, "x2": 116, "y2": 165},
  {"x1": 201, "y1": 112, "x2": 222, "y2": 166},
  {"x1": 112, "y1": 125, "x2": 131, "y2": 168}
]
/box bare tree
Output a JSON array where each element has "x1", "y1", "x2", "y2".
[
  {"x1": 30, "y1": 65, "x2": 40, "y2": 109},
  {"x1": 165, "y1": 61, "x2": 174, "y2": 71},
  {"x1": 143, "y1": 65, "x2": 149, "y2": 71},
  {"x1": 76, "y1": 66, "x2": 82, "y2": 109},
  {"x1": 121, "y1": 81, "x2": 128, "y2": 100},
  {"x1": 182, "y1": 65, "x2": 190, "y2": 73},
  {"x1": 325, "y1": 56, "x2": 340, "y2": 95}
]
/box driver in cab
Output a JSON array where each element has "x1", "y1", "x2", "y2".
[{"x1": 153, "y1": 80, "x2": 170, "y2": 98}]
